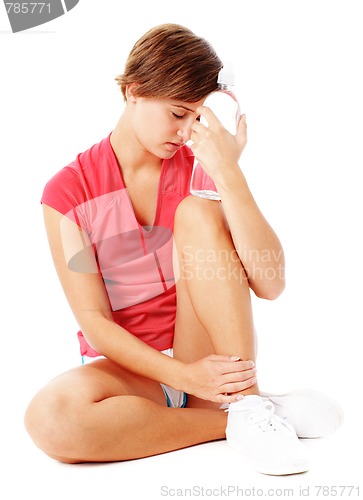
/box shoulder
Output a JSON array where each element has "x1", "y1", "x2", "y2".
[{"x1": 41, "y1": 134, "x2": 116, "y2": 214}]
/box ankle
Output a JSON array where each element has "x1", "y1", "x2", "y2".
[{"x1": 239, "y1": 383, "x2": 260, "y2": 397}]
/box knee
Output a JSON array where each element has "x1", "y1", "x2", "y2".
[
  {"x1": 175, "y1": 195, "x2": 228, "y2": 237},
  {"x1": 24, "y1": 386, "x2": 82, "y2": 463}
]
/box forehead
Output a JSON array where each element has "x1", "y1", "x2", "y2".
[
  {"x1": 139, "y1": 96, "x2": 205, "y2": 113},
  {"x1": 168, "y1": 99, "x2": 205, "y2": 112}
]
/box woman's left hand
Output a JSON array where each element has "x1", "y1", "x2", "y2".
[{"x1": 190, "y1": 106, "x2": 247, "y2": 180}]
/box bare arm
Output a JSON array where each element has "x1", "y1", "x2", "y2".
[
  {"x1": 191, "y1": 109, "x2": 285, "y2": 300},
  {"x1": 217, "y1": 165, "x2": 285, "y2": 300},
  {"x1": 43, "y1": 204, "x2": 185, "y2": 387},
  {"x1": 43, "y1": 204, "x2": 255, "y2": 403}
]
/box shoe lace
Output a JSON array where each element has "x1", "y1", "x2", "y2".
[
  {"x1": 230, "y1": 398, "x2": 294, "y2": 433},
  {"x1": 249, "y1": 400, "x2": 280, "y2": 432}
]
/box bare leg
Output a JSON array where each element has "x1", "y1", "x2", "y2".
[
  {"x1": 169, "y1": 197, "x2": 312, "y2": 476},
  {"x1": 24, "y1": 359, "x2": 227, "y2": 463},
  {"x1": 173, "y1": 196, "x2": 259, "y2": 402},
  {"x1": 25, "y1": 196, "x2": 259, "y2": 463}
]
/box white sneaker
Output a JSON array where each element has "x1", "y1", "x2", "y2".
[
  {"x1": 226, "y1": 395, "x2": 310, "y2": 475},
  {"x1": 260, "y1": 389, "x2": 344, "y2": 438}
]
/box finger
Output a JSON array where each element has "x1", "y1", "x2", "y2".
[
  {"x1": 207, "y1": 354, "x2": 254, "y2": 366},
  {"x1": 214, "y1": 386, "x2": 257, "y2": 405},
  {"x1": 237, "y1": 113, "x2": 247, "y2": 130},
  {"x1": 220, "y1": 376, "x2": 258, "y2": 395},
  {"x1": 236, "y1": 114, "x2": 247, "y2": 146},
  {"x1": 196, "y1": 105, "x2": 221, "y2": 128},
  {"x1": 191, "y1": 120, "x2": 206, "y2": 134},
  {"x1": 222, "y1": 367, "x2": 257, "y2": 384},
  {"x1": 189, "y1": 130, "x2": 202, "y2": 147},
  {"x1": 225, "y1": 360, "x2": 255, "y2": 372},
  {"x1": 207, "y1": 354, "x2": 239, "y2": 362},
  {"x1": 214, "y1": 393, "x2": 242, "y2": 405},
  {"x1": 213, "y1": 358, "x2": 255, "y2": 373}
]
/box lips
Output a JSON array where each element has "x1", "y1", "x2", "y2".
[{"x1": 166, "y1": 142, "x2": 185, "y2": 150}]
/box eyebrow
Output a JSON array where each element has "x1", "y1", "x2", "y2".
[{"x1": 172, "y1": 104, "x2": 196, "y2": 113}]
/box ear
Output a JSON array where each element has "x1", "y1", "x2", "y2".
[{"x1": 125, "y1": 83, "x2": 140, "y2": 102}]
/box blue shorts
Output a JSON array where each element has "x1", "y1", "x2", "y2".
[
  {"x1": 159, "y1": 348, "x2": 188, "y2": 408},
  {"x1": 160, "y1": 382, "x2": 187, "y2": 408},
  {"x1": 81, "y1": 348, "x2": 187, "y2": 409}
]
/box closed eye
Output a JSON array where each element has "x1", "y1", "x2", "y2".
[{"x1": 172, "y1": 112, "x2": 185, "y2": 119}]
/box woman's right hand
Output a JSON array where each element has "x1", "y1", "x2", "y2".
[{"x1": 182, "y1": 354, "x2": 257, "y2": 404}]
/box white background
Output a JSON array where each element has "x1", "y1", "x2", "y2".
[{"x1": 1, "y1": 1, "x2": 362, "y2": 498}]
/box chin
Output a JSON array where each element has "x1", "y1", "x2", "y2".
[
  {"x1": 148, "y1": 143, "x2": 179, "y2": 160},
  {"x1": 156, "y1": 149, "x2": 177, "y2": 160},
  {"x1": 164, "y1": 151, "x2": 178, "y2": 159}
]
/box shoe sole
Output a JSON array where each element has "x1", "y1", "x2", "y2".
[{"x1": 227, "y1": 439, "x2": 310, "y2": 476}]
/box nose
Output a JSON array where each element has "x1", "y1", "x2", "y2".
[
  {"x1": 177, "y1": 130, "x2": 189, "y2": 143},
  {"x1": 177, "y1": 122, "x2": 194, "y2": 142},
  {"x1": 180, "y1": 113, "x2": 200, "y2": 141}
]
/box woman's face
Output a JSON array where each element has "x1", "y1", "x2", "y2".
[{"x1": 129, "y1": 94, "x2": 205, "y2": 159}]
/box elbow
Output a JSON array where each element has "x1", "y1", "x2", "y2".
[
  {"x1": 264, "y1": 282, "x2": 285, "y2": 300},
  {"x1": 247, "y1": 260, "x2": 286, "y2": 300},
  {"x1": 253, "y1": 279, "x2": 286, "y2": 301}
]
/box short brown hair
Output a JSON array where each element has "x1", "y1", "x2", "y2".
[{"x1": 115, "y1": 24, "x2": 223, "y2": 103}]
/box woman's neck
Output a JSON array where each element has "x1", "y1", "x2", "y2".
[{"x1": 110, "y1": 112, "x2": 162, "y2": 173}]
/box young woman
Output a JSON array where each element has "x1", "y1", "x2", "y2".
[{"x1": 24, "y1": 23, "x2": 342, "y2": 476}]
